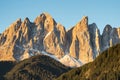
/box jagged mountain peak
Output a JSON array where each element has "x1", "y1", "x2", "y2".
[
  {"x1": 102, "y1": 24, "x2": 113, "y2": 40},
  {"x1": 42, "y1": 12, "x2": 53, "y2": 18},
  {"x1": 34, "y1": 12, "x2": 56, "y2": 33},
  {"x1": 82, "y1": 16, "x2": 88, "y2": 21},
  {"x1": 80, "y1": 16, "x2": 88, "y2": 24},
  {"x1": 103, "y1": 24, "x2": 112, "y2": 32},
  {"x1": 0, "y1": 13, "x2": 68, "y2": 61},
  {"x1": 74, "y1": 16, "x2": 88, "y2": 31},
  {"x1": 23, "y1": 17, "x2": 30, "y2": 24},
  {"x1": 89, "y1": 23, "x2": 101, "y2": 58},
  {"x1": 69, "y1": 15, "x2": 94, "y2": 63},
  {"x1": 77, "y1": 16, "x2": 88, "y2": 24},
  {"x1": 89, "y1": 23, "x2": 98, "y2": 28},
  {"x1": 89, "y1": 23, "x2": 99, "y2": 33},
  {"x1": 1, "y1": 13, "x2": 120, "y2": 67},
  {"x1": 15, "y1": 18, "x2": 22, "y2": 23},
  {"x1": 89, "y1": 23, "x2": 100, "y2": 35},
  {"x1": 5, "y1": 17, "x2": 30, "y2": 33},
  {"x1": 34, "y1": 12, "x2": 56, "y2": 24},
  {"x1": 34, "y1": 13, "x2": 47, "y2": 25}
]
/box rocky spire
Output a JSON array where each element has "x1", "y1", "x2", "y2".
[
  {"x1": 15, "y1": 18, "x2": 22, "y2": 24},
  {"x1": 75, "y1": 16, "x2": 88, "y2": 31},
  {"x1": 102, "y1": 24, "x2": 112, "y2": 35},
  {"x1": 89, "y1": 23, "x2": 101, "y2": 58},
  {"x1": 23, "y1": 17, "x2": 30, "y2": 24},
  {"x1": 69, "y1": 16, "x2": 93, "y2": 63},
  {"x1": 34, "y1": 13, "x2": 46, "y2": 25},
  {"x1": 101, "y1": 25, "x2": 113, "y2": 51},
  {"x1": 34, "y1": 13, "x2": 56, "y2": 33}
]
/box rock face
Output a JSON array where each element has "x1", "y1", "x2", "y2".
[
  {"x1": 43, "y1": 23, "x2": 67, "y2": 58},
  {"x1": 69, "y1": 16, "x2": 93, "y2": 63},
  {"x1": 0, "y1": 13, "x2": 120, "y2": 67},
  {"x1": 0, "y1": 13, "x2": 67, "y2": 61},
  {"x1": 101, "y1": 25, "x2": 120, "y2": 51},
  {"x1": 89, "y1": 23, "x2": 101, "y2": 58}
]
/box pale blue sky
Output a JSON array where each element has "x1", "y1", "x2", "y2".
[{"x1": 0, "y1": 0, "x2": 120, "y2": 33}]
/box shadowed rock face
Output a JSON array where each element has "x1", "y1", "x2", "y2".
[
  {"x1": 101, "y1": 25, "x2": 120, "y2": 51},
  {"x1": 89, "y1": 23, "x2": 101, "y2": 58},
  {"x1": 101, "y1": 24, "x2": 113, "y2": 51},
  {"x1": 0, "y1": 13, "x2": 120, "y2": 66}
]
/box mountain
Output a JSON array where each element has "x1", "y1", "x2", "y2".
[
  {"x1": 101, "y1": 25, "x2": 120, "y2": 51},
  {"x1": 68, "y1": 17, "x2": 101, "y2": 63},
  {"x1": 56, "y1": 44, "x2": 120, "y2": 80},
  {"x1": 4, "y1": 55, "x2": 70, "y2": 80},
  {"x1": 0, "y1": 13, "x2": 67, "y2": 61},
  {"x1": 0, "y1": 12, "x2": 120, "y2": 67},
  {"x1": 89, "y1": 23, "x2": 101, "y2": 58},
  {"x1": 69, "y1": 16, "x2": 93, "y2": 63}
]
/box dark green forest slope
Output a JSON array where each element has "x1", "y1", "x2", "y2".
[
  {"x1": 4, "y1": 55, "x2": 70, "y2": 80},
  {"x1": 0, "y1": 61, "x2": 16, "y2": 79},
  {"x1": 56, "y1": 44, "x2": 120, "y2": 80}
]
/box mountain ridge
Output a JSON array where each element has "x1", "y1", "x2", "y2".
[{"x1": 0, "y1": 12, "x2": 120, "y2": 67}]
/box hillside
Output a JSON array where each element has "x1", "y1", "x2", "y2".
[
  {"x1": 0, "y1": 61, "x2": 16, "y2": 79},
  {"x1": 4, "y1": 55, "x2": 70, "y2": 80},
  {"x1": 56, "y1": 44, "x2": 120, "y2": 80}
]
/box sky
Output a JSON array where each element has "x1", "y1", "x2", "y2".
[{"x1": 0, "y1": 0, "x2": 120, "y2": 34}]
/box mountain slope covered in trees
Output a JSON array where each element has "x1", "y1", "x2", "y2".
[
  {"x1": 4, "y1": 55, "x2": 70, "y2": 80},
  {"x1": 0, "y1": 61, "x2": 16, "y2": 79},
  {"x1": 56, "y1": 44, "x2": 120, "y2": 80}
]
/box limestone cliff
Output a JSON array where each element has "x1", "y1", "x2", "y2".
[
  {"x1": 69, "y1": 16, "x2": 93, "y2": 63},
  {"x1": 0, "y1": 13, "x2": 67, "y2": 61},
  {"x1": 0, "y1": 13, "x2": 120, "y2": 67}
]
